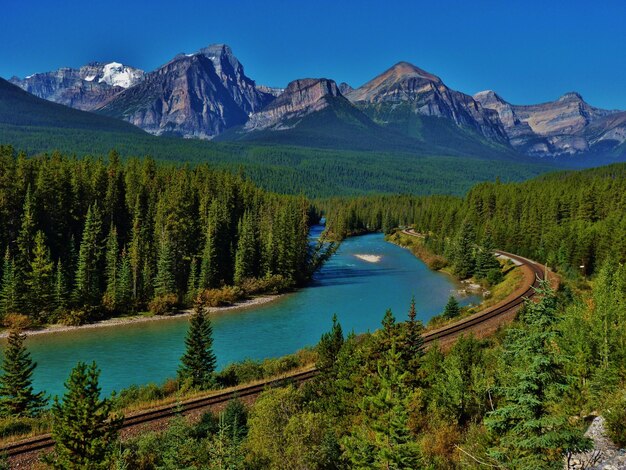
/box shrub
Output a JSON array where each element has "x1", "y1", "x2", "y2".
[
  {"x1": 2, "y1": 313, "x2": 32, "y2": 330},
  {"x1": 486, "y1": 268, "x2": 504, "y2": 286},
  {"x1": 240, "y1": 275, "x2": 293, "y2": 296},
  {"x1": 148, "y1": 294, "x2": 178, "y2": 315},
  {"x1": 605, "y1": 390, "x2": 626, "y2": 447},
  {"x1": 59, "y1": 309, "x2": 93, "y2": 326},
  {"x1": 197, "y1": 286, "x2": 243, "y2": 307},
  {"x1": 0, "y1": 417, "x2": 32, "y2": 438}
]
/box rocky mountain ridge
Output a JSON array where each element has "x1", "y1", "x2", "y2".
[
  {"x1": 97, "y1": 44, "x2": 274, "y2": 138},
  {"x1": 7, "y1": 46, "x2": 626, "y2": 158},
  {"x1": 474, "y1": 90, "x2": 624, "y2": 156},
  {"x1": 10, "y1": 62, "x2": 144, "y2": 110}
]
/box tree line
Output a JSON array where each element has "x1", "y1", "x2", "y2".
[
  {"x1": 323, "y1": 163, "x2": 626, "y2": 278},
  {"x1": 0, "y1": 146, "x2": 332, "y2": 325}
]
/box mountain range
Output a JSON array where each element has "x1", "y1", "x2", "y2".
[{"x1": 7, "y1": 44, "x2": 626, "y2": 160}]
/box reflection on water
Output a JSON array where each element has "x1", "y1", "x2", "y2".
[{"x1": 10, "y1": 232, "x2": 479, "y2": 398}]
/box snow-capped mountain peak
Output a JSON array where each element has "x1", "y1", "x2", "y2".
[{"x1": 98, "y1": 62, "x2": 143, "y2": 88}]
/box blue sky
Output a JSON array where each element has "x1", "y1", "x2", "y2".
[{"x1": 3, "y1": 0, "x2": 626, "y2": 109}]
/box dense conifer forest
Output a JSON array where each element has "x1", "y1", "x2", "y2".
[
  {"x1": 323, "y1": 163, "x2": 626, "y2": 278},
  {"x1": 0, "y1": 146, "x2": 332, "y2": 326}
]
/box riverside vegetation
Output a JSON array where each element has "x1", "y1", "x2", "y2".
[
  {"x1": 0, "y1": 146, "x2": 337, "y2": 328},
  {"x1": 0, "y1": 158, "x2": 626, "y2": 468}
]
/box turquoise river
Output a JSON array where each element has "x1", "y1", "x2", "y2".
[{"x1": 10, "y1": 230, "x2": 479, "y2": 398}]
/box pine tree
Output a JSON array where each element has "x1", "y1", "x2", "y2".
[
  {"x1": 316, "y1": 314, "x2": 344, "y2": 371},
  {"x1": 343, "y1": 344, "x2": 421, "y2": 469},
  {"x1": 74, "y1": 205, "x2": 104, "y2": 307},
  {"x1": 0, "y1": 249, "x2": 18, "y2": 317},
  {"x1": 0, "y1": 330, "x2": 47, "y2": 417},
  {"x1": 25, "y1": 231, "x2": 54, "y2": 320},
  {"x1": 185, "y1": 256, "x2": 199, "y2": 304},
  {"x1": 377, "y1": 308, "x2": 397, "y2": 353},
  {"x1": 475, "y1": 236, "x2": 501, "y2": 281},
  {"x1": 44, "y1": 362, "x2": 122, "y2": 469},
  {"x1": 199, "y1": 211, "x2": 218, "y2": 289},
  {"x1": 154, "y1": 230, "x2": 176, "y2": 297},
  {"x1": 443, "y1": 296, "x2": 461, "y2": 319},
  {"x1": 401, "y1": 296, "x2": 424, "y2": 374},
  {"x1": 178, "y1": 302, "x2": 217, "y2": 388},
  {"x1": 116, "y1": 248, "x2": 133, "y2": 312},
  {"x1": 16, "y1": 187, "x2": 36, "y2": 273},
  {"x1": 453, "y1": 221, "x2": 476, "y2": 279},
  {"x1": 234, "y1": 211, "x2": 257, "y2": 285},
  {"x1": 102, "y1": 225, "x2": 119, "y2": 311},
  {"x1": 53, "y1": 260, "x2": 68, "y2": 313},
  {"x1": 484, "y1": 282, "x2": 592, "y2": 467}
]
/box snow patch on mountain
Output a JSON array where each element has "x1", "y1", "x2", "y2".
[{"x1": 98, "y1": 62, "x2": 142, "y2": 88}]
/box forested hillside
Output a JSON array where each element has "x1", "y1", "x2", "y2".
[
  {"x1": 324, "y1": 163, "x2": 626, "y2": 278},
  {"x1": 0, "y1": 146, "x2": 328, "y2": 325}
]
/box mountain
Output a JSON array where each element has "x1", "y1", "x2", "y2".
[
  {"x1": 0, "y1": 77, "x2": 144, "y2": 134},
  {"x1": 97, "y1": 44, "x2": 274, "y2": 138},
  {"x1": 10, "y1": 62, "x2": 144, "y2": 110},
  {"x1": 218, "y1": 78, "x2": 429, "y2": 151},
  {"x1": 345, "y1": 62, "x2": 509, "y2": 144},
  {"x1": 474, "y1": 90, "x2": 625, "y2": 157}
]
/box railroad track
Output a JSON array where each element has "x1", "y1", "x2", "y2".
[
  {"x1": 3, "y1": 241, "x2": 545, "y2": 461},
  {"x1": 2, "y1": 369, "x2": 318, "y2": 459}
]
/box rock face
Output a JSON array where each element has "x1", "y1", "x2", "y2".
[
  {"x1": 10, "y1": 63, "x2": 144, "y2": 110},
  {"x1": 98, "y1": 45, "x2": 275, "y2": 138},
  {"x1": 346, "y1": 62, "x2": 509, "y2": 142},
  {"x1": 257, "y1": 85, "x2": 285, "y2": 97},
  {"x1": 338, "y1": 82, "x2": 354, "y2": 95},
  {"x1": 244, "y1": 78, "x2": 342, "y2": 131},
  {"x1": 474, "y1": 90, "x2": 625, "y2": 157}
]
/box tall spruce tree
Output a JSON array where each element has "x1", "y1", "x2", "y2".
[
  {"x1": 453, "y1": 221, "x2": 476, "y2": 279},
  {"x1": 15, "y1": 187, "x2": 36, "y2": 309},
  {"x1": 53, "y1": 260, "x2": 68, "y2": 313},
  {"x1": 484, "y1": 282, "x2": 592, "y2": 467},
  {"x1": 0, "y1": 330, "x2": 47, "y2": 417},
  {"x1": 199, "y1": 207, "x2": 219, "y2": 289},
  {"x1": 186, "y1": 256, "x2": 199, "y2": 304},
  {"x1": 0, "y1": 249, "x2": 18, "y2": 317},
  {"x1": 401, "y1": 296, "x2": 424, "y2": 374},
  {"x1": 116, "y1": 248, "x2": 133, "y2": 312},
  {"x1": 25, "y1": 230, "x2": 54, "y2": 320},
  {"x1": 102, "y1": 225, "x2": 119, "y2": 311},
  {"x1": 154, "y1": 230, "x2": 176, "y2": 297},
  {"x1": 343, "y1": 344, "x2": 421, "y2": 469},
  {"x1": 74, "y1": 205, "x2": 104, "y2": 307},
  {"x1": 316, "y1": 314, "x2": 344, "y2": 372},
  {"x1": 234, "y1": 211, "x2": 257, "y2": 285},
  {"x1": 45, "y1": 362, "x2": 122, "y2": 469},
  {"x1": 178, "y1": 302, "x2": 217, "y2": 388}
]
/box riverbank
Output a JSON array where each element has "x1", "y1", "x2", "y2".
[
  {"x1": 0, "y1": 294, "x2": 282, "y2": 339},
  {"x1": 387, "y1": 230, "x2": 527, "y2": 329}
]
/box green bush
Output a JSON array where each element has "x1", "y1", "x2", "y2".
[
  {"x1": 486, "y1": 268, "x2": 504, "y2": 286},
  {"x1": 0, "y1": 417, "x2": 32, "y2": 438}
]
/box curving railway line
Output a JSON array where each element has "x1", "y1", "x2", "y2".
[{"x1": 2, "y1": 241, "x2": 547, "y2": 464}]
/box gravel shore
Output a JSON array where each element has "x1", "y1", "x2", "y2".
[{"x1": 0, "y1": 295, "x2": 281, "y2": 339}]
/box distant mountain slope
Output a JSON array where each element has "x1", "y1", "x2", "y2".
[
  {"x1": 474, "y1": 90, "x2": 625, "y2": 158},
  {"x1": 346, "y1": 62, "x2": 509, "y2": 143},
  {"x1": 0, "y1": 77, "x2": 144, "y2": 133},
  {"x1": 10, "y1": 62, "x2": 144, "y2": 110},
  {"x1": 97, "y1": 44, "x2": 274, "y2": 138},
  {"x1": 219, "y1": 77, "x2": 520, "y2": 158}
]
